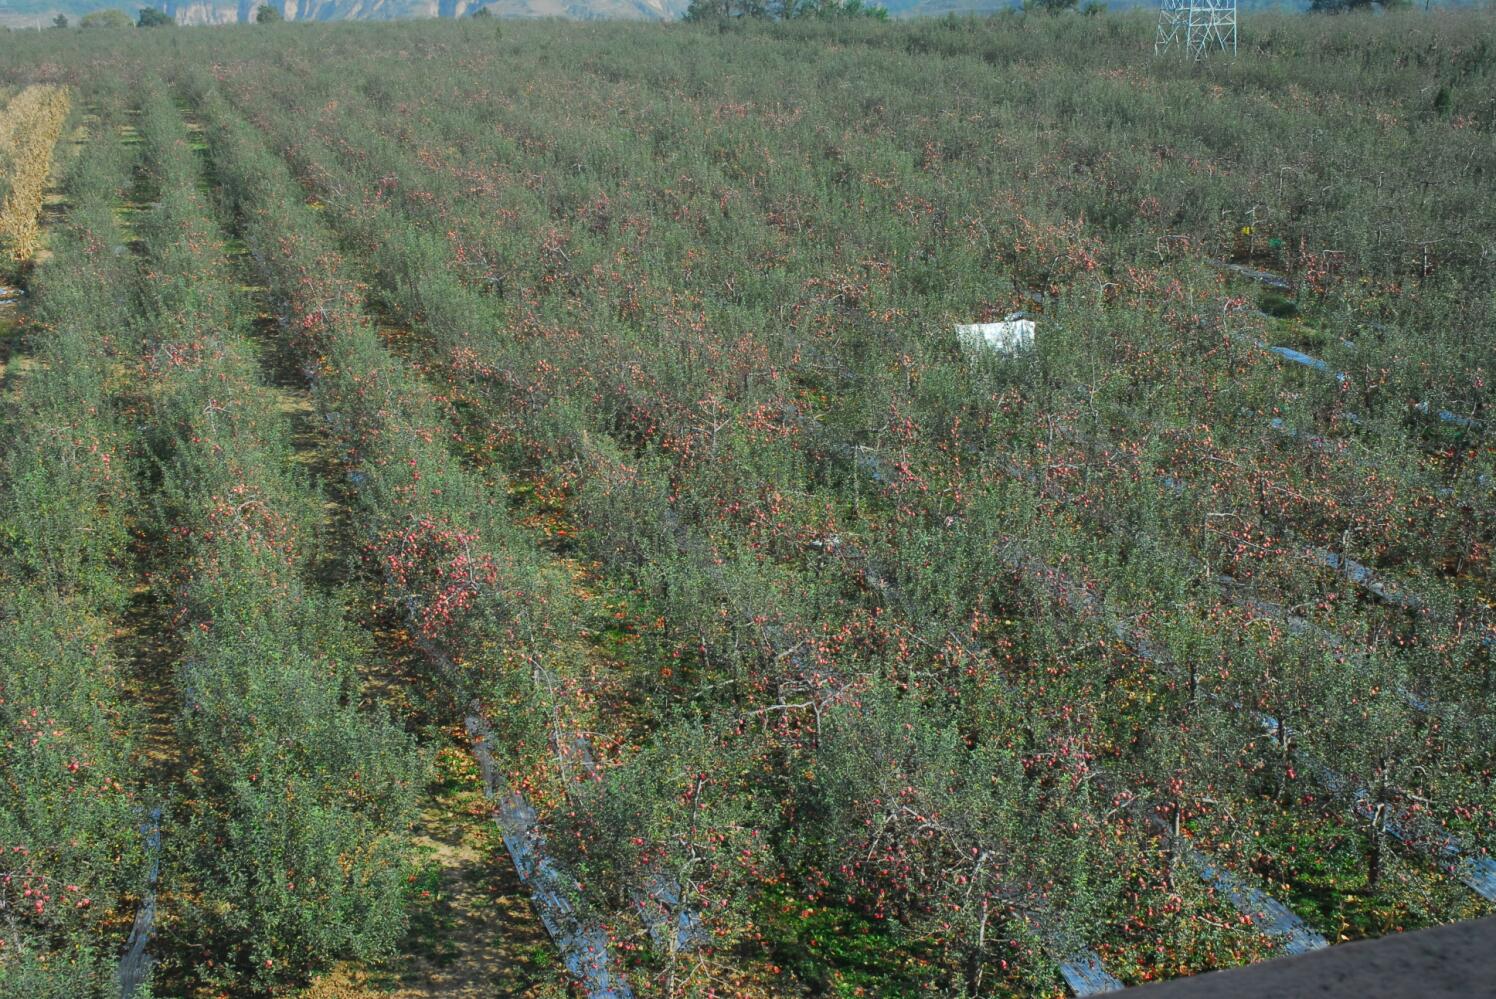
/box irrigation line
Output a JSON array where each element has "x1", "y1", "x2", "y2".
[
  {"x1": 117, "y1": 806, "x2": 162, "y2": 999},
  {"x1": 867, "y1": 408, "x2": 1445, "y2": 631},
  {"x1": 1267, "y1": 417, "x2": 1492, "y2": 504},
  {"x1": 832, "y1": 447, "x2": 1322, "y2": 967},
  {"x1": 1038, "y1": 425, "x2": 1478, "y2": 674},
  {"x1": 1133, "y1": 808, "x2": 1328, "y2": 956},
  {"x1": 464, "y1": 708, "x2": 636, "y2": 999},
  {"x1": 1310, "y1": 547, "x2": 1422, "y2": 612},
  {"x1": 843, "y1": 427, "x2": 1493, "y2": 906},
  {"x1": 396, "y1": 612, "x2": 637, "y2": 999},
  {"x1": 1215, "y1": 580, "x2": 1468, "y2": 722},
  {"x1": 1154, "y1": 439, "x2": 1428, "y2": 614},
  {"x1": 549, "y1": 717, "x2": 707, "y2": 953},
  {"x1": 668, "y1": 488, "x2": 1123, "y2": 991},
  {"x1": 1412, "y1": 401, "x2": 1483, "y2": 430},
  {"x1": 210, "y1": 91, "x2": 690, "y2": 985},
  {"x1": 1181, "y1": 846, "x2": 1327, "y2": 955},
  {"x1": 1257, "y1": 713, "x2": 1496, "y2": 903},
  {"x1": 1207, "y1": 259, "x2": 1293, "y2": 292},
  {"x1": 1057, "y1": 951, "x2": 1124, "y2": 995},
  {"x1": 386, "y1": 525, "x2": 703, "y2": 982},
  {"x1": 1209, "y1": 260, "x2": 1482, "y2": 428},
  {"x1": 1231, "y1": 329, "x2": 1479, "y2": 431}
]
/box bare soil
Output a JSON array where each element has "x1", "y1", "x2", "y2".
[
  {"x1": 300, "y1": 737, "x2": 559, "y2": 999},
  {"x1": 242, "y1": 301, "x2": 560, "y2": 999}
]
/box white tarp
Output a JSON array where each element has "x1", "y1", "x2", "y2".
[{"x1": 955, "y1": 314, "x2": 1035, "y2": 356}]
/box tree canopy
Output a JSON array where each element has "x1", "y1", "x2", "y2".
[
  {"x1": 80, "y1": 8, "x2": 134, "y2": 26},
  {"x1": 685, "y1": 0, "x2": 888, "y2": 21}
]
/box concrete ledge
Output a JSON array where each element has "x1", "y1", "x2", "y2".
[{"x1": 1125, "y1": 917, "x2": 1496, "y2": 998}]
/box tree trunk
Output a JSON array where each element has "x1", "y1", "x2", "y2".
[{"x1": 1366, "y1": 801, "x2": 1387, "y2": 893}]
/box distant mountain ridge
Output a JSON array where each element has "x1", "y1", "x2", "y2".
[
  {"x1": 163, "y1": 0, "x2": 683, "y2": 23},
  {"x1": 0, "y1": 0, "x2": 685, "y2": 26},
  {"x1": 0, "y1": 0, "x2": 1406, "y2": 30}
]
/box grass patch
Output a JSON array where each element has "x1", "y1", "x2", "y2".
[{"x1": 757, "y1": 886, "x2": 938, "y2": 998}]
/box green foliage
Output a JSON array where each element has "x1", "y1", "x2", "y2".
[
  {"x1": 758, "y1": 885, "x2": 936, "y2": 997},
  {"x1": 0, "y1": 595, "x2": 145, "y2": 999},
  {"x1": 144, "y1": 14, "x2": 1492, "y2": 987},
  {"x1": 0, "y1": 113, "x2": 149, "y2": 999},
  {"x1": 117, "y1": 88, "x2": 424, "y2": 990},
  {"x1": 1260, "y1": 290, "x2": 1300, "y2": 318},
  {"x1": 255, "y1": 2, "x2": 283, "y2": 20},
  {"x1": 685, "y1": 0, "x2": 887, "y2": 22},
  {"x1": 1432, "y1": 84, "x2": 1451, "y2": 116},
  {"x1": 0, "y1": 12, "x2": 1492, "y2": 996},
  {"x1": 1026, "y1": 0, "x2": 1078, "y2": 13},
  {"x1": 1309, "y1": 0, "x2": 1407, "y2": 11},
  {"x1": 79, "y1": 8, "x2": 133, "y2": 26},
  {"x1": 802, "y1": 0, "x2": 890, "y2": 18},
  {"x1": 135, "y1": 6, "x2": 173, "y2": 26}
]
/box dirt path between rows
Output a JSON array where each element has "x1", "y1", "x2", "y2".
[
  {"x1": 268, "y1": 357, "x2": 561, "y2": 999},
  {"x1": 303, "y1": 731, "x2": 557, "y2": 999},
  {"x1": 254, "y1": 327, "x2": 560, "y2": 999},
  {"x1": 193, "y1": 173, "x2": 560, "y2": 999}
]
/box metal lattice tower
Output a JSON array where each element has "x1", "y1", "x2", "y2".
[{"x1": 1155, "y1": 0, "x2": 1237, "y2": 61}]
